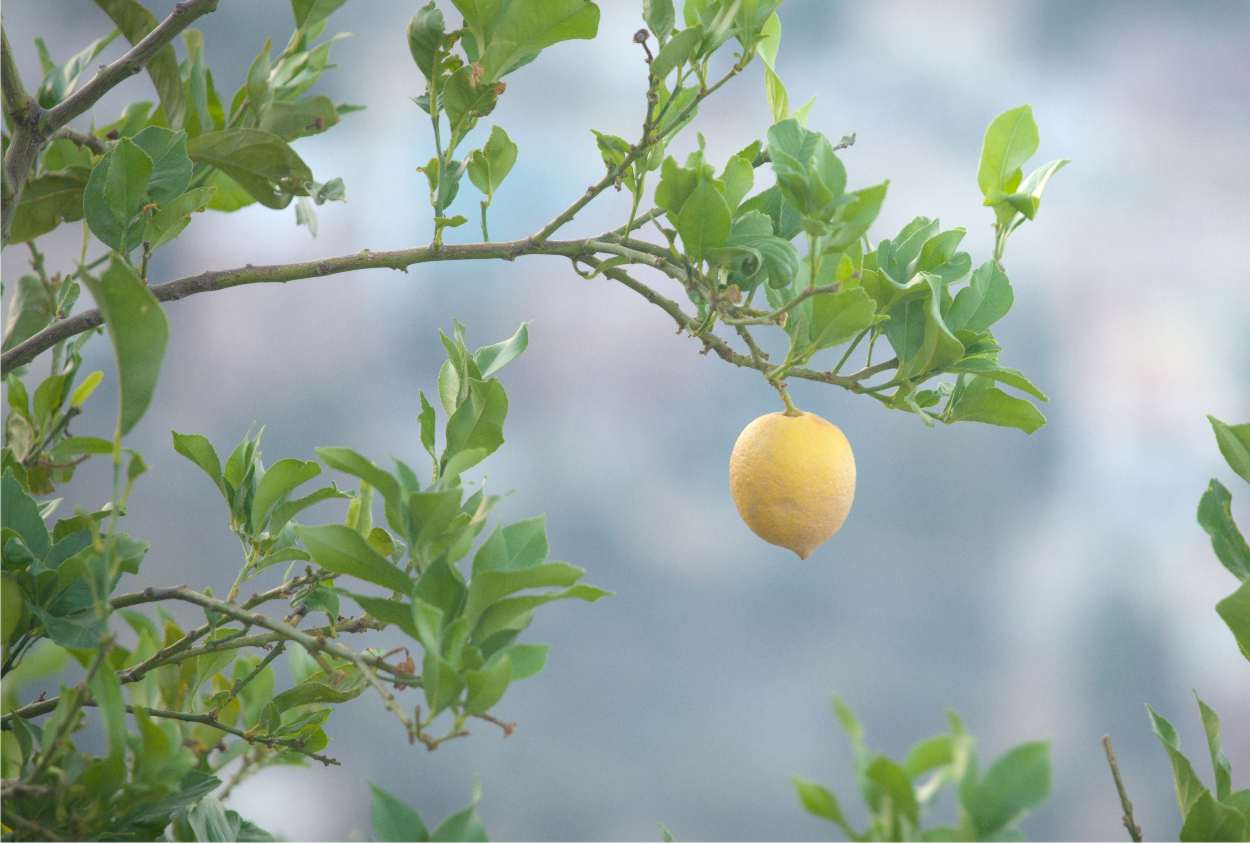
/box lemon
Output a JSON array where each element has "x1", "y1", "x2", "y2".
[{"x1": 728, "y1": 410, "x2": 856, "y2": 559}]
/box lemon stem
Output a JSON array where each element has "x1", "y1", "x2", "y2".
[{"x1": 777, "y1": 385, "x2": 801, "y2": 416}]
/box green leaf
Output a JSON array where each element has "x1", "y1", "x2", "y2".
[
  {"x1": 471, "y1": 585, "x2": 610, "y2": 641},
  {"x1": 315, "y1": 447, "x2": 400, "y2": 510},
  {"x1": 408, "y1": 2, "x2": 446, "y2": 79},
  {"x1": 430, "y1": 802, "x2": 488, "y2": 843},
  {"x1": 251, "y1": 459, "x2": 321, "y2": 531},
  {"x1": 6, "y1": 171, "x2": 88, "y2": 244},
  {"x1": 867, "y1": 756, "x2": 919, "y2": 826},
  {"x1": 87, "y1": 660, "x2": 127, "y2": 764},
  {"x1": 473, "y1": 322, "x2": 528, "y2": 379},
  {"x1": 1198, "y1": 480, "x2": 1250, "y2": 580},
  {"x1": 292, "y1": 0, "x2": 347, "y2": 30},
  {"x1": 186, "y1": 129, "x2": 314, "y2": 209},
  {"x1": 419, "y1": 391, "x2": 438, "y2": 464},
  {"x1": 204, "y1": 170, "x2": 256, "y2": 212},
  {"x1": 1209, "y1": 416, "x2": 1250, "y2": 486},
  {"x1": 977, "y1": 105, "x2": 1039, "y2": 199},
  {"x1": 757, "y1": 12, "x2": 788, "y2": 124},
  {"x1": 643, "y1": 0, "x2": 675, "y2": 42},
  {"x1": 464, "y1": 561, "x2": 586, "y2": 627},
  {"x1": 1215, "y1": 579, "x2": 1250, "y2": 661},
  {"x1": 269, "y1": 486, "x2": 349, "y2": 535},
  {"x1": 1179, "y1": 791, "x2": 1246, "y2": 843},
  {"x1": 31, "y1": 605, "x2": 106, "y2": 648},
  {"x1": 767, "y1": 119, "x2": 846, "y2": 219},
  {"x1": 1011, "y1": 159, "x2": 1069, "y2": 220},
  {"x1": 422, "y1": 650, "x2": 465, "y2": 715},
  {"x1": 443, "y1": 66, "x2": 501, "y2": 137},
  {"x1": 2, "y1": 469, "x2": 49, "y2": 562},
  {"x1": 947, "y1": 358, "x2": 1048, "y2": 402},
  {"x1": 143, "y1": 186, "x2": 216, "y2": 251},
  {"x1": 946, "y1": 375, "x2": 1045, "y2": 434},
  {"x1": 1193, "y1": 693, "x2": 1232, "y2": 801},
  {"x1": 131, "y1": 126, "x2": 193, "y2": 205},
  {"x1": 477, "y1": 0, "x2": 601, "y2": 82},
  {"x1": 473, "y1": 516, "x2": 549, "y2": 574},
  {"x1": 259, "y1": 96, "x2": 341, "y2": 141},
  {"x1": 505, "y1": 642, "x2": 548, "y2": 680},
  {"x1": 93, "y1": 0, "x2": 185, "y2": 127},
  {"x1": 947, "y1": 262, "x2": 1013, "y2": 334},
  {"x1": 467, "y1": 126, "x2": 518, "y2": 199},
  {"x1": 272, "y1": 665, "x2": 366, "y2": 710},
  {"x1": 2, "y1": 276, "x2": 54, "y2": 351},
  {"x1": 407, "y1": 488, "x2": 463, "y2": 547},
  {"x1": 465, "y1": 652, "x2": 512, "y2": 714},
  {"x1": 793, "y1": 777, "x2": 858, "y2": 839},
  {"x1": 650, "y1": 26, "x2": 701, "y2": 78},
  {"x1": 904, "y1": 735, "x2": 954, "y2": 780},
  {"x1": 84, "y1": 138, "x2": 153, "y2": 253},
  {"x1": 828, "y1": 181, "x2": 888, "y2": 251},
  {"x1": 888, "y1": 274, "x2": 963, "y2": 378},
  {"x1": 807, "y1": 288, "x2": 877, "y2": 353},
  {"x1": 720, "y1": 155, "x2": 754, "y2": 211},
  {"x1": 1148, "y1": 704, "x2": 1209, "y2": 815},
  {"x1": 347, "y1": 592, "x2": 421, "y2": 640},
  {"x1": 677, "y1": 179, "x2": 731, "y2": 261},
  {"x1": 80, "y1": 257, "x2": 170, "y2": 435},
  {"x1": 177, "y1": 797, "x2": 247, "y2": 843},
  {"x1": 962, "y1": 742, "x2": 1050, "y2": 839},
  {"x1": 171, "y1": 431, "x2": 225, "y2": 494},
  {"x1": 295, "y1": 524, "x2": 414, "y2": 593},
  {"x1": 371, "y1": 783, "x2": 429, "y2": 843},
  {"x1": 35, "y1": 29, "x2": 119, "y2": 108},
  {"x1": 245, "y1": 40, "x2": 274, "y2": 117},
  {"x1": 444, "y1": 378, "x2": 508, "y2": 467},
  {"x1": 719, "y1": 210, "x2": 799, "y2": 291}
]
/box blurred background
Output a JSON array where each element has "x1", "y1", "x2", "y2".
[{"x1": 3, "y1": 1, "x2": 1249, "y2": 839}]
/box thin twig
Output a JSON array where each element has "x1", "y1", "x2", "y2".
[
  {"x1": 74, "y1": 699, "x2": 340, "y2": 766},
  {"x1": 473, "y1": 712, "x2": 516, "y2": 737},
  {"x1": 50, "y1": 126, "x2": 107, "y2": 155},
  {"x1": 529, "y1": 63, "x2": 745, "y2": 244},
  {"x1": 1101, "y1": 735, "x2": 1143, "y2": 842},
  {"x1": 210, "y1": 642, "x2": 286, "y2": 717}
]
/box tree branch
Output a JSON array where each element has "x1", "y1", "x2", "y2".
[
  {"x1": 1101, "y1": 735, "x2": 1143, "y2": 842},
  {"x1": 1, "y1": 1, "x2": 219, "y2": 243},
  {"x1": 1, "y1": 27, "x2": 33, "y2": 125},
  {"x1": 3, "y1": 238, "x2": 897, "y2": 392},
  {"x1": 117, "y1": 586, "x2": 421, "y2": 740},
  {"x1": 50, "y1": 126, "x2": 108, "y2": 155},
  {"x1": 79, "y1": 699, "x2": 340, "y2": 766},
  {"x1": 40, "y1": 0, "x2": 219, "y2": 132},
  {"x1": 1, "y1": 26, "x2": 43, "y2": 242},
  {"x1": 1, "y1": 238, "x2": 592, "y2": 373},
  {"x1": 0, "y1": 616, "x2": 383, "y2": 725}
]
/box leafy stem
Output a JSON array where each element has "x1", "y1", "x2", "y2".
[{"x1": 1101, "y1": 736, "x2": 1144, "y2": 842}]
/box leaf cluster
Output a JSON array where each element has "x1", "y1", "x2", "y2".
[
  {"x1": 4, "y1": 0, "x2": 354, "y2": 252},
  {"x1": 1137, "y1": 416, "x2": 1250, "y2": 842},
  {"x1": 794, "y1": 698, "x2": 1051, "y2": 841}
]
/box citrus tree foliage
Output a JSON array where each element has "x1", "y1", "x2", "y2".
[
  {"x1": 1112, "y1": 416, "x2": 1250, "y2": 843},
  {"x1": 1, "y1": 0, "x2": 1067, "y2": 839},
  {"x1": 793, "y1": 698, "x2": 1051, "y2": 842}
]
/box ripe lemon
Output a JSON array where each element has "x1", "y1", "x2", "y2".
[{"x1": 728, "y1": 411, "x2": 856, "y2": 559}]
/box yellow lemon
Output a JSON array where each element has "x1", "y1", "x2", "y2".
[{"x1": 728, "y1": 411, "x2": 856, "y2": 559}]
